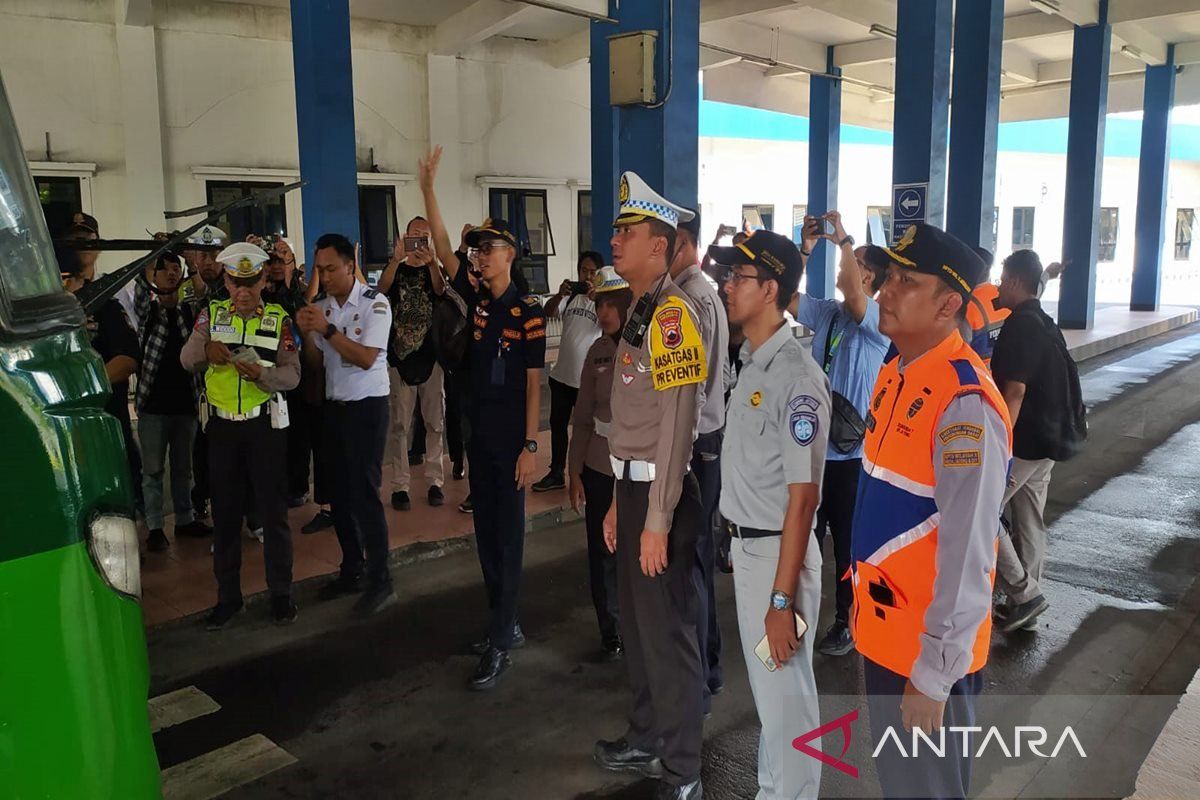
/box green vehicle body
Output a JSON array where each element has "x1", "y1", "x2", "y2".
[{"x1": 0, "y1": 74, "x2": 161, "y2": 797}]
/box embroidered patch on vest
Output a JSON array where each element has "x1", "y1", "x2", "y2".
[
  {"x1": 791, "y1": 412, "x2": 818, "y2": 446},
  {"x1": 906, "y1": 397, "x2": 925, "y2": 419},
  {"x1": 938, "y1": 423, "x2": 984, "y2": 445},
  {"x1": 942, "y1": 449, "x2": 982, "y2": 468}
]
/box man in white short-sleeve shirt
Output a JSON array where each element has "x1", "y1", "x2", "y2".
[{"x1": 296, "y1": 233, "x2": 395, "y2": 618}]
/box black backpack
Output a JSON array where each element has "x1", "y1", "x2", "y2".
[
  {"x1": 431, "y1": 282, "x2": 470, "y2": 372},
  {"x1": 1028, "y1": 308, "x2": 1088, "y2": 460}
]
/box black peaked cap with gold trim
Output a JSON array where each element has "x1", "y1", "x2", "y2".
[{"x1": 883, "y1": 223, "x2": 987, "y2": 298}]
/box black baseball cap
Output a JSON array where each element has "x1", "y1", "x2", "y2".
[
  {"x1": 708, "y1": 229, "x2": 803, "y2": 294},
  {"x1": 465, "y1": 218, "x2": 519, "y2": 249},
  {"x1": 883, "y1": 223, "x2": 987, "y2": 299},
  {"x1": 72, "y1": 212, "x2": 99, "y2": 235}
]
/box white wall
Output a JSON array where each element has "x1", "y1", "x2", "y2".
[{"x1": 0, "y1": 0, "x2": 590, "y2": 285}]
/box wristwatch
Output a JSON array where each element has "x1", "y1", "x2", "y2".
[
  {"x1": 323, "y1": 323, "x2": 337, "y2": 340},
  {"x1": 838, "y1": 234, "x2": 855, "y2": 248},
  {"x1": 523, "y1": 439, "x2": 538, "y2": 454},
  {"x1": 769, "y1": 590, "x2": 793, "y2": 612}
]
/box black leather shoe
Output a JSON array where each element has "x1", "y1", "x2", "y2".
[
  {"x1": 391, "y1": 491, "x2": 411, "y2": 511},
  {"x1": 428, "y1": 485, "x2": 445, "y2": 507},
  {"x1": 469, "y1": 647, "x2": 511, "y2": 691},
  {"x1": 594, "y1": 737, "x2": 663, "y2": 778},
  {"x1": 458, "y1": 495, "x2": 474, "y2": 514},
  {"x1": 453, "y1": 461, "x2": 465, "y2": 480},
  {"x1": 353, "y1": 584, "x2": 397, "y2": 617},
  {"x1": 271, "y1": 595, "x2": 298, "y2": 625},
  {"x1": 656, "y1": 778, "x2": 702, "y2": 799},
  {"x1": 601, "y1": 637, "x2": 624, "y2": 662},
  {"x1": 317, "y1": 573, "x2": 363, "y2": 601},
  {"x1": 817, "y1": 622, "x2": 856, "y2": 656},
  {"x1": 470, "y1": 623, "x2": 525, "y2": 656},
  {"x1": 205, "y1": 601, "x2": 244, "y2": 631},
  {"x1": 532, "y1": 472, "x2": 565, "y2": 493},
  {"x1": 301, "y1": 510, "x2": 334, "y2": 535}
]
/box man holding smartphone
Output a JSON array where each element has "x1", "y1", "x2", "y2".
[{"x1": 711, "y1": 229, "x2": 829, "y2": 800}]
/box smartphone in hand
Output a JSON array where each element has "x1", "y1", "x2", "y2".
[{"x1": 754, "y1": 611, "x2": 809, "y2": 672}]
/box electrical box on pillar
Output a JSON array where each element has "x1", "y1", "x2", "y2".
[{"x1": 609, "y1": 31, "x2": 658, "y2": 105}]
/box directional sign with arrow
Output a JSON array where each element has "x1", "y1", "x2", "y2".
[{"x1": 891, "y1": 182, "x2": 928, "y2": 244}]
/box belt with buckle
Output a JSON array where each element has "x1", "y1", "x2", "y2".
[
  {"x1": 729, "y1": 522, "x2": 781, "y2": 539},
  {"x1": 609, "y1": 456, "x2": 656, "y2": 482},
  {"x1": 209, "y1": 404, "x2": 264, "y2": 422}
]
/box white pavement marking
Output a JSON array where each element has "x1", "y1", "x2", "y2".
[
  {"x1": 149, "y1": 686, "x2": 221, "y2": 734},
  {"x1": 160, "y1": 734, "x2": 297, "y2": 800}
]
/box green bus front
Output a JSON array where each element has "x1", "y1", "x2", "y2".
[{"x1": 0, "y1": 75, "x2": 161, "y2": 796}]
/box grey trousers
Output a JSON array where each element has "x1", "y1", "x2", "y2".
[
  {"x1": 731, "y1": 531, "x2": 823, "y2": 800},
  {"x1": 996, "y1": 457, "x2": 1055, "y2": 604}
]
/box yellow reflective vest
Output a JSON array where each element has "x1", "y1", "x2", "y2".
[{"x1": 204, "y1": 299, "x2": 288, "y2": 414}]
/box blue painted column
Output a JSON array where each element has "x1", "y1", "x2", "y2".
[
  {"x1": 806, "y1": 47, "x2": 840, "y2": 299},
  {"x1": 589, "y1": 4, "x2": 619, "y2": 263},
  {"x1": 892, "y1": 0, "x2": 952, "y2": 233},
  {"x1": 1059, "y1": 0, "x2": 1112, "y2": 329},
  {"x1": 613, "y1": 0, "x2": 700, "y2": 213},
  {"x1": 1131, "y1": 45, "x2": 1177, "y2": 312},
  {"x1": 290, "y1": 0, "x2": 360, "y2": 258},
  {"x1": 946, "y1": 0, "x2": 1003, "y2": 254}
]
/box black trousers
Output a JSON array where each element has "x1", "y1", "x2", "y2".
[
  {"x1": 207, "y1": 415, "x2": 292, "y2": 605},
  {"x1": 286, "y1": 394, "x2": 330, "y2": 505},
  {"x1": 581, "y1": 465, "x2": 619, "y2": 643},
  {"x1": 547, "y1": 377, "x2": 578, "y2": 476},
  {"x1": 445, "y1": 367, "x2": 468, "y2": 467},
  {"x1": 469, "y1": 441, "x2": 525, "y2": 650},
  {"x1": 616, "y1": 473, "x2": 704, "y2": 785},
  {"x1": 192, "y1": 425, "x2": 209, "y2": 514},
  {"x1": 865, "y1": 659, "x2": 982, "y2": 800},
  {"x1": 815, "y1": 457, "x2": 861, "y2": 625},
  {"x1": 690, "y1": 430, "x2": 724, "y2": 698},
  {"x1": 324, "y1": 396, "x2": 391, "y2": 589}
]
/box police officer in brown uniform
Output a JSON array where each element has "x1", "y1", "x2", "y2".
[{"x1": 593, "y1": 173, "x2": 706, "y2": 800}]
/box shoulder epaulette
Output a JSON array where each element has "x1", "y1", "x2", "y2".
[
  {"x1": 363, "y1": 287, "x2": 381, "y2": 299},
  {"x1": 522, "y1": 295, "x2": 540, "y2": 307}
]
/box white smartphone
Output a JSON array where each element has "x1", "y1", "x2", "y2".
[{"x1": 754, "y1": 612, "x2": 809, "y2": 672}]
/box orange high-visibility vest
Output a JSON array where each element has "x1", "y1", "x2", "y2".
[
  {"x1": 965, "y1": 283, "x2": 1010, "y2": 367},
  {"x1": 850, "y1": 331, "x2": 1012, "y2": 679}
]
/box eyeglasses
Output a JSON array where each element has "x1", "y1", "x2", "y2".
[
  {"x1": 725, "y1": 270, "x2": 765, "y2": 288},
  {"x1": 468, "y1": 241, "x2": 514, "y2": 260}
]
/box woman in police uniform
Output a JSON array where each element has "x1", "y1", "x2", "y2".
[{"x1": 445, "y1": 218, "x2": 546, "y2": 690}]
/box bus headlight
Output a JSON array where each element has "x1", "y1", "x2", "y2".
[{"x1": 87, "y1": 515, "x2": 141, "y2": 600}]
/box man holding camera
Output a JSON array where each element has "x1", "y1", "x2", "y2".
[{"x1": 380, "y1": 213, "x2": 449, "y2": 512}]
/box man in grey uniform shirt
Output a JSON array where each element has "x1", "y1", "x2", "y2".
[
  {"x1": 712, "y1": 229, "x2": 829, "y2": 800},
  {"x1": 670, "y1": 209, "x2": 730, "y2": 702}
]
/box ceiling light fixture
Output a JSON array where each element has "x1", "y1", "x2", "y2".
[
  {"x1": 1120, "y1": 44, "x2": 1156, "y2": 65},
  {"x1": 1029, "y1": 0, "x2": 1061, "y2": 15},
  {"x1": 869, "y1": 24, "x2": 897, "y2": 40},
  {"x1": 1001, "y1": 69, "x2": 1037, "y2": 85}
]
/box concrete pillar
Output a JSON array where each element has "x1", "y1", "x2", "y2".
[
  {"x1": 612, "y1": 0, "x2": 700, "y2": 212},
  {"x1": 114, "y1": 23, "x2": 167, "y2": 235},
  {"x1": 1059, "y1": 0, "x2": 1112, "y2": 330},
  {"x1": 806, "y1": 47, "x2": 840, "y2": 299},
  {"x1": 946, "y1": 0, "x2": 1004, "y2": 254},
  {"x1": 891, "y1": 0, "x2": 952, "y2": 238},
  {"x1": 1130, "y1": 45, "x2": 1177, "y2": 312},
  {"x1": 290, "y1": 0, "x2": 359, "y2": 257},
  {"x1": 589, "y1": 4, "x2": 619, "y2": 263}
]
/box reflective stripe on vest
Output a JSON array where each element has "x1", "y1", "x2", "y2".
[
  {"x1": 850, "y1": 331, "x2": 1012, "y2": 679},
  {"x1": 965, "y1": 283, "x2": 1011, "y2": 367},
  {"x1": 204, "y1": 299, "x2": 287, "y2": 414}
]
